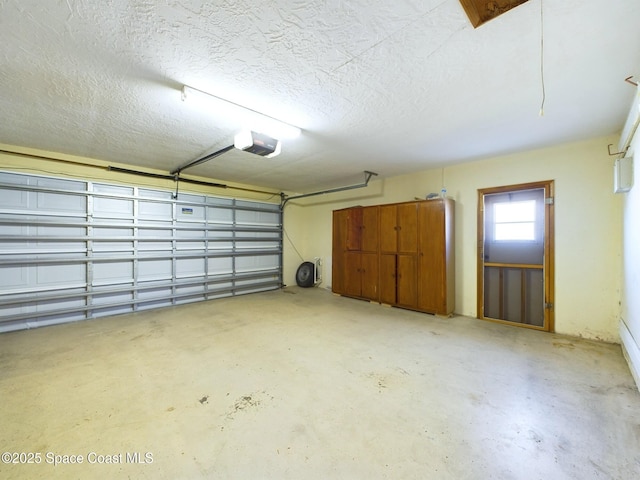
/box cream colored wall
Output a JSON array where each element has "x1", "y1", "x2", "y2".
[{"x1": 285, "y1": 135, "x2": 623, "y2": 342}]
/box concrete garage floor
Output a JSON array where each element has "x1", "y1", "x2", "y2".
[{"x1": 1, "y1": 287, "x2": 639, "y2": 480}]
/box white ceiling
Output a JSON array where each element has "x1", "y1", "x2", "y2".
[{"x1": 1, "y1": 0, "x2": 639, "y2": 193}]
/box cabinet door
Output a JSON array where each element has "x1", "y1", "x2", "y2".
[
  {"x1": 332, "y1": 209, "x2": 348, "y2": 294},
  {"x1": 379, "y1": 205, "x2": 397, "y2": 253},
  {"x1": 418, "y1": 201, "x2": 446, "y2": 312},
  {"x1": 361, "y1": 206, "x2": 379, "y2": 252},
  {"x1": 360, "y1": 253, "x2": 379, "y2": 300},
  {"x1": 346, "y1": 207, "x2": 363, "y2": 251},
  {"x1": 343, "y1": 252, "x2": 378, "y2": 300},
  {"x1": 344, "y1": 252, "x2": 362, "y2": 297},
  {"x1": 379, "y1": 254, "x2": 397, "y2": 305},
  {"x1": 397, "y1": 203, "x2": 418, "y2": 253},
  {"x1": 397, "y1": 254, "x2": 418, "y2": 308}
]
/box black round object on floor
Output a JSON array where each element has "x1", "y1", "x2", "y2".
[{"x1": 295, "y1": 261, "x2": 315, "y2": 287}]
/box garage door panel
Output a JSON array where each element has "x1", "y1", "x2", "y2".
[
  {"x1": 37, "y1": 295, "x2": 86, "y2": 312},
  {"x1": 1, "y1": 224, "x2": 29, "y2": 250},
  {"x1": 37, "y1": 263, "x2": 86, "y2": 286},
  {"x1": 138, "y1": 259, "x2": 172, "y2": 281},
  {"x1": 36, "y1": 227, "x2": 86, "y2": 252},
  {"x1": 29, "y1": 311, "x2": 86, "y2": 328},
  {"x1": 0, "y1": 172, "x2": 282, "y2": 332},
  {"x1": 236, "y1": 255, "x2": 279, "y2": 272},
  {"x1": 175, "y1": 283, "x2": 206, "y2": 302},
  {"x1": 35, "y1": 177, "x2": 85, "y2": 191},
  {"x1": 93, "y1": 184, "x2": 134, "y2": 219},
  {"x1": 207, "y1": 206, "x2": 233, "y2": 224},
  {"x1": 177, "y1": 198, "x2": 206, "y2": 220},
  {"x1": 0, "y1": 303, "x2": 34, "y2": 318},
  {"x1": 139, "y1": 227, "x2": 172, "y2": 251},
  {"x1": 37, "y1": 224, "x2": 85, "y2": 236},
  {"x1": 92, "y1": 303, "x2": 134, "y2": 318},
  {"x1": 93, "y1": 261, "x2": 133, "y2": 284},
  {"x1": 92, "y1": 291, "x2": 133, "y2": 306},
  {"x1": 208, "y1": 257, "x2": 233, "y2": 274},
  {"x1": 176, "y1": 258, "x2": 205, "y2": 278},
  {"x1": 0, "y1": 172, "x2": 29, "y2": 186},
  {"x1": 138, "y1": 285, "x2": 172, "y2": 300},
  {"x1": 93, "y1": 226, "x2": 135, "y2": 252},
  {"x1": 137, "y1": 298, "x2": 172, "y2": 311},
  {"x1": 138, "y1": 190, "x2": 172, "y2": 220},
  {"x1": 0, "y1": 189, "x2": 28, "y2": 209},
  {"x1": 175, "y1": 227, "x2": 205, "y2": 251},
  {"x1": 0, "y1": 266, "x2": 28, "y2": 290},
  {"x1": 36, "y1": 191, "x2": 85, "y2": 214},
  {"x1": 139, "y1": 201, "x2": 172, "y2": 219},
  {"x1": 93, "y1": 242, "x2": 134, "y2": 253},
  {"x1": 94, "y1": 196, "x2": 134, "y2": 219}
]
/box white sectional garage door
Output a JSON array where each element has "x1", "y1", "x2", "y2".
[{"x1": 0, "y1": 171, "x2": 282, "y2": 332}]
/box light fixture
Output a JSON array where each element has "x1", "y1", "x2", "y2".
[{"x1": 181, "y1": 85, "x2": 301, "y2": 140}]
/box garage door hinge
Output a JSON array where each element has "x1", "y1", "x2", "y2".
[{"x1": 545, "y1": 197, "x2": 554, "y2": 205}]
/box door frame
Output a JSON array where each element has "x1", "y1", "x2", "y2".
[{"x1": 477, "y1": 180, "x2": 555, "y2": 332}]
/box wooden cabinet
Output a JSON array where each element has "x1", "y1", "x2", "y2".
[
  {"x1": 345, "y1": 252, "x2": 378, "y2": 299},
  {"x1": 379, "y1": 254, "x2": 396, "y2": 305},
  {"x1": 417, "y1": 200, "x2": 455, "y2": 315},
  {"x1": 333, "y1": 206, "x2": 379, "y2": 302},
  {"x1": 332, "y1": 209, "x2": 348, "y2": 294},
  {"x1": 347, "y1": 206, "x2": 378, "y2": 252},
  {"x1": 333, "y1": 198, "x2": 454, "y2": 316},
  {"x1": 379, "y1": 205, "x2": 396, "y2": 253},
  {"x1": 379, "y1": 202, "x2": 419, "y2": 307},
  {"x1": 397, "y1": 254, "x2": 418, "y2": 308},
  {"x1": 380, "y1": 203, "x2": 418, "y2": 254}
]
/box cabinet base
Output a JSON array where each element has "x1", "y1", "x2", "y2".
[{"x1": 333, "y1": 291, "x2": 453, "y2": 317}]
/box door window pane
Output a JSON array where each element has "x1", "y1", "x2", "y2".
[{"x1": 494, "y1": 200, "x2": 536, "y2": 241}]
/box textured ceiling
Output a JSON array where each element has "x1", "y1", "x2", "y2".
[{"x1": 1, "y1": 0, "x2": 639, "y2": 193}]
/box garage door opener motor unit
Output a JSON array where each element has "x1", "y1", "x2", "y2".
[{"x1": 296, "y1": 257, "x2": 322, "y2": 288}]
